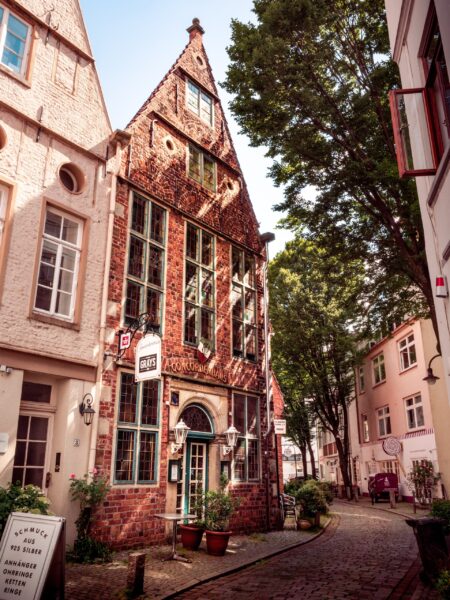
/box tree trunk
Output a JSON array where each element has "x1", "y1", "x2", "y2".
[
  {"x1": 335, "y1": 436, "x2": 352, "y2": 499},
  {"x1": 300, "y1": 444, "x2": 308, "y2": 478},
  {"x1": 307, "y1": 439, "x2": 317, "y2": 479}
]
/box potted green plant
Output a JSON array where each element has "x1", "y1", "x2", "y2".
[
  {"x1": 179, "y1": 488, "x2": 205, "y2": 551},
  {"x1": 204, "y1": 475, "x2": 239, "y2": 556},
  {"x1": 295, "y1": 480, "x2": 328, "y2": 528}
]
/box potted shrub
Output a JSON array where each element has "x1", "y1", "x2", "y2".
[
  {"x1": 295, "y1": 480, "x2": 328, "y2": 528},
  {"x1": 179, "y1": 489, "x2": 205, "y2": 551},
  {"x1": 204, "y1": 475, "x2": 239, "y2": 556}
]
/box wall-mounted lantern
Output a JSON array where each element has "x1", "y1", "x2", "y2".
[
  {"x1": 222, "y1": 425, "x2": 239, "y2": 455},
  {"x1": 79, "y1": 393, "x2": 96, "y2": 426},
  {"x1": 171, "y1": 419, "x2": 190, "y2": 453}
]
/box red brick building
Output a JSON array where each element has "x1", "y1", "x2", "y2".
[{"x1": 93, "y1": 19, "x2": 283, "y2": 549}]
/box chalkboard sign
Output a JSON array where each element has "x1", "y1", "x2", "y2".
[{"x1": 0, "y1": 513, "x2": 65, "y2": 600}]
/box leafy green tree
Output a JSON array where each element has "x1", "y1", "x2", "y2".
[
  {"x1": 269, "y1": 238, "x2": 362, "y2": 493},
  {"x1": 224, "y1": 0, "x2": 435, "y2": 342}
]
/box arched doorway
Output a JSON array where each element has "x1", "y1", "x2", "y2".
[{"x1": 178, "y1": 404, "x2": 214, "y2": 513}]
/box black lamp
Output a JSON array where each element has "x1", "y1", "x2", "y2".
[
  {"x1": 423, "y1": 354, "x2": 441, "y2": 385},
  {"x1": 79, "y1": 393, "x2": 96, "y2": 426}
]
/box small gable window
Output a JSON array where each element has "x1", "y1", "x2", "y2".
[
  {"x1": 0, "y1": 5, "x2": 31, "y2": 76},
  {"x1": 186, "y1": 79, "x2": 213, "y2": 126},
  {"x1": 188, "y1": 144, "x2": 216, "y2": 192}
]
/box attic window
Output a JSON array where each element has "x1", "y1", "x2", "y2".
[
  {"x1": 186, "y1": 79, "x2": 213, "y2": 126},
  {"x1": 59, "y1": 163, "x2": 85, "y2": 194}
]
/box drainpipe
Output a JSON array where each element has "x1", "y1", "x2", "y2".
[
  {"x1": 87, "y1": 129, "x2": 131, "y2": 475},
  {"x1": 260, "y1": 231, "x2": 275, "y2": 529}
]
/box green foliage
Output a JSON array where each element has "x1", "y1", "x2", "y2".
[
  {"x1": 269, "y1": 239, "x2": 359, "y2": 490},
  {"x1": 294, "y1": 480, "x2": 328, "y2": 517},
  {"x1": 436, "y1": 570, "x2": 450, "y2": 599},
  {"x1": 0, "y1": 483, "x2": 51, "y2": 536},
  {"x1": 407, "y1": 461, "x2": 440, "y2": 505},
  {"x1": 204, "y1": 475, "x2": 240, "y2": 532},
  {"x1": 284, "y1": 477, "x2": 305, "y2": 496},
  {"x1": 317, "y1": 481, "x2": 334, "y2": 505},
  {"x1": 224, "y1": 0, "x2": 434, "y2": 338},
  {"x1": 67, "y1": 536, "x2": 112, "y2": 564},
  {"x1": 431, "y1": 500, "x2": 450, "y2": 535},
  {"x1": 69, "y1": 472, "x2": 111, "y2": 562}
]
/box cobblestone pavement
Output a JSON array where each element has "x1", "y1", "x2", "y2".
[
  {"x1": 65, "y1": 523, "x2": 321, "y2": 599},
  {"x1": 175, "y1": 502, "x2": 419, "y2": 600}
]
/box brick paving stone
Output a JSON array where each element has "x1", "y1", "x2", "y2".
[{"x1": 175, "y1": 502, "x2": 419, "y2": 600}]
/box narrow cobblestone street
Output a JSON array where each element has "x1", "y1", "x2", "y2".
[{"x1": 175, "y1": 502, "x2": 419, "y2": 600}]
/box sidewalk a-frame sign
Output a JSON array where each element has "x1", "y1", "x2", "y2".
[{"x1": 0, "y1": 512, "x2": 65, "y2": 599}]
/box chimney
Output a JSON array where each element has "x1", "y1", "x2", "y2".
[{"x1": 187, "y1": 18, "x2": 205, "y2": 41}]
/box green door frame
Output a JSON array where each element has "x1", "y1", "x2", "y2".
[{"x1": 184, "y1": 438, "x2": 209, "y2": 514}]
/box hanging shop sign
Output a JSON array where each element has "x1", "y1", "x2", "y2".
[
  {"x1": 382, "y1": 436, "x2": 402, "y2": 456},
  {"x1": 0, "y1": 512, "x2": 65, "y2": 600},
  {"x1": 274, "y1": 419, "x2": 287, "y2": 435},
  {"x1": 135, "y1": 333, "x2": 161, "y2": 381}
]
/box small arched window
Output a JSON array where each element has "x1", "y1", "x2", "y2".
[{"x1": 180, "y1": 404, "x2": 213, "y2": 434}]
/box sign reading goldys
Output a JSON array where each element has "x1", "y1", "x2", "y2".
[
  {"x1": 0, "y1": 513, "x2": 65, "y2": 599},
  {"x1": 135, "y1": 333, "x2": 161, "y2": 382}
]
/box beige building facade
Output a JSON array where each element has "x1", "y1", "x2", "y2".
[
  {"x1": 0, "y1": 0, "x2": 114, "y2": 542},
  {"x1": 385, "y1": 0, "x2": 450, "y2": 496}
]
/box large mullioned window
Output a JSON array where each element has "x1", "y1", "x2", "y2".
[
  {"x1": 114, "y1": 372, "x2": 160, "y2": 484},
  {"x1": 233, "y1": 394, "x2": 260, "y2": 482},
  {"x1": 184, "y1": 223, "x2": 215, "y2": 348},
  {"x1": 125, "y1": 193, "x2": 166, "y2": 332},
  {"x1": 231, "y1": 247, "x2": 257, "y2": 361}
]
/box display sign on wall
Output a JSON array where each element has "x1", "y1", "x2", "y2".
[
  {"x1": 135, "y1": 334, "x2": 161, "y2": 381},
  {"x1": 0, "y1": 512, "x2": 65, "y2": 600},
  {"x1": 382, "y1": 436, "x2": 402, "y2": 456},
  {"x1": 273, "y1": 419, "x2": 287, "y2": 434}
]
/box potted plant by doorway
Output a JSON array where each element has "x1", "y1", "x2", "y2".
[
  {"x1": 204, "y1": 474, "x2": 239, "y2": 556},
  {"x1": 179, "y1": 488, "x2": 205, "y2": 551}
]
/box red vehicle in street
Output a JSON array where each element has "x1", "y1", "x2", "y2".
[{"x1": 368, "y1": 473, "x2": 399, "y2": 503}]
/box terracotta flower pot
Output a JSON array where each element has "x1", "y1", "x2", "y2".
[
  {"x1": 179, "y1": 524, "x2": 204, "y2": 551},
  {"x1": 205, "y1": 530, "x2": 231, "y2": 556},
  {"x1": 297, "y1": 519, "x2": 312, "y2": 530}
]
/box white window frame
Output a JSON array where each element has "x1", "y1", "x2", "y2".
[
  {"x1": 13, "y1": 411, "x2": 53, "y2": 492},
  {"x1": 231, "y1": 246, "x2": 257, "y2": 361},
  {"x1": 379, "y1": 460, "x2": 400, "y2": 478},
  {"x1": 398, "y1": 333, "x2": 417, "y2": 371},
  {"x1": 232, "y1": 394, "x2": 260, "y2": 482},
  {"x1": 34, "y1": 206, "x2": 83, "y2": 321},
  {"x1": 405, "y1": 393, "x2": 425, "y2": 430},
  {"x1": 377, "y1": 406, "x2": 391, "y2": 438},
  {"x1": 361, "y1": 414, "x2": 369, "y2": 442},
  {"x1": 186, "y1": 79, "x2": 214, "y2": 126},
  {"x1": 358, "y1": 366, "x2": 365, "y2": 393},
  {"x1": 372, "y1": 353, "x2": 386, "y2": 385},
  {"x1": 0, "y1": 4, "x2": 31, "y2": 77}
]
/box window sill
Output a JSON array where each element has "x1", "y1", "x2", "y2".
[
  {"x1": 406, "y1": 427, "x2": 426, "y2": 434},
  {"x1": 399, "y1": 363, "x2": 417, "y2": 375},
  {"x1": 372, "y1": 380, "x2": 386, "y2": 389},
  {"x1": 0, "y1": 63, "x2": 31, "y2": 88},
  {"x1": 377, "y1": 434, "x2": 392, "y2": 440},
  {"x1": 30, "y1": 311, "x2": 80, "y2": 331}
]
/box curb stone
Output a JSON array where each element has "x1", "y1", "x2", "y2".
[{"x1": 162, "y1": 516, "x2": 334, "y2": 599}]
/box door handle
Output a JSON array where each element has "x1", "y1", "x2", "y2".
[{"x1": 45, "y1": 472, "x2": 52, "y2": 487}]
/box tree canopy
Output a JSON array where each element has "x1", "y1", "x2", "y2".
[
  {"x1": 269, "y1": 238, "x2": 362, "y2": 489},
  {"x1": 224, "y1": 0, "x2": 435, "y2": 339}
]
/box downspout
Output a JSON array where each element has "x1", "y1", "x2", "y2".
[
  {"x1": 260, "y1": 232, "x2": 275, "y2": 530},
  {"x1": 87, "y1": 130, "x2": 131, "y2": 475}
]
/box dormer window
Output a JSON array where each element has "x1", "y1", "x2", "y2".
[{"x1": 186, "y1": 79, "x2": 213, "y2": 126}]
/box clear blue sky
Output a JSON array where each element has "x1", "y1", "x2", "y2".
[{"x1": 79, "y1": 0, "x2": 292, "y2": 256}]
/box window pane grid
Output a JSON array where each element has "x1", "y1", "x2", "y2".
[
  {"x1": 0, "y1": 8, "x2": 29, "y2": 74},
  {"x1": 115, "y1": 373, "x2": 160, "y2": 484},
  {"x1": 188, "y1": 145, "x2": 216, "y2": 191},
  {"x1": 233, "y1": 394, "x2": 260, "y2": 482},
  {"x1": 184, "y1": 225, "x2": 215, "y2": 348},
  {"x1": 232, "y1": 247, "x2": 257, "y2": 361},
  {"x1": 126, "y1": 195, "x2": 166, "y2": 332},
  {"x1": 186, "y1": 80, "x2": 213, "y2": 126}
]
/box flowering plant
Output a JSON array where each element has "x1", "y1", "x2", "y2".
[
  {"x1": 0, "y1": 483, "x2": 51, "y2": 535},
  {"x1": 407, "y1": 460, "x2": 440, "y2": 505},
  {"x1": 69, "y1": 470, "x2": 109, "y2": 540}
]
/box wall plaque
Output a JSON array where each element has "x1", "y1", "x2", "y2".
[{"x1": 0, "y1": 513, "x2": 65, "y2": 599}]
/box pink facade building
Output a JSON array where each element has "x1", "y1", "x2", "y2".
[{"x1": 350, "y1": 319, "x2": 446, "y2": 500}]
